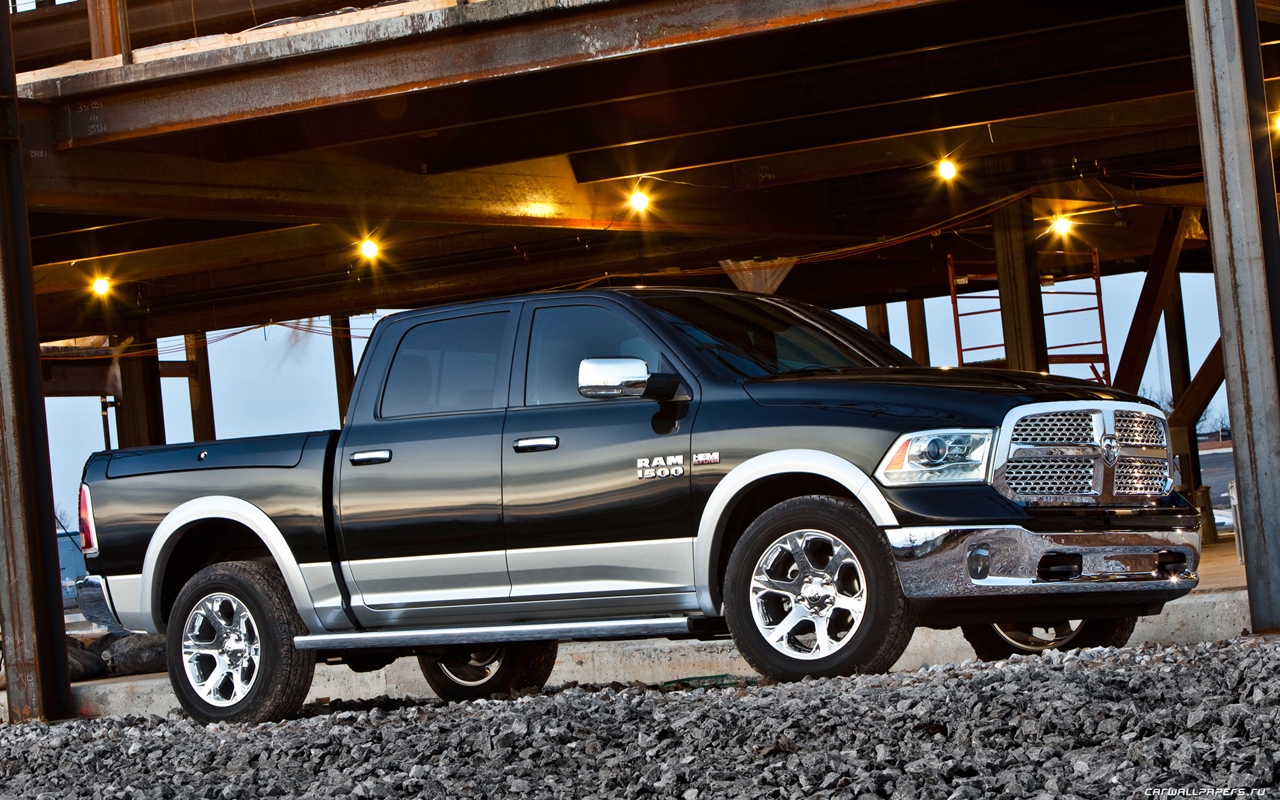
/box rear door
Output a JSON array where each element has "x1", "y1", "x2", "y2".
[
  {"x1": 501, "y1": 299, "x2": 699, "y2": 615},
  {"x1": 335, "y1": 305, "x2": 518, "y2": 628}
]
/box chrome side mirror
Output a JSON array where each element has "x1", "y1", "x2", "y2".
[{"x1": 578, "y1": 357, "x2": 649, "y2": 399}]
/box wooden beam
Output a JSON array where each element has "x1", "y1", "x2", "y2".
[
  {"x1": 865, "y1": 304, "x2": 890, "y2": 341},
  {"x1": 1162, "y1": 275, "x2": 1203, "y2": 492},
  {"x1": 1113, "y1": 207, "x2": 1196, "y2": 393}
]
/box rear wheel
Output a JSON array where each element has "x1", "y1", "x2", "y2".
[
  {"x1": 167, "y1": 561, "x2": 315, "y2": 724},
  {"x1": 961, "y1": 616, "x2": 1137, "y2": 661},
  {"x1": 723, "y1": 495, "x2": 913, "y2": 682},
  {"x1": 418, "y1": 640, "x2": 558, "y2": 701}
]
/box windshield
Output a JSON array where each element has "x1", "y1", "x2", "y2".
[{"x1": 637, "y1": 293, "x2": 916, "y2": 379}]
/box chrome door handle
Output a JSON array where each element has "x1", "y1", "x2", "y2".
[
  {"x1": 350, "y1": 450, "x2": 392, "y2": 465},
  {"x1": 513, "y1": 436, "x2": 558, "y2": 453}
]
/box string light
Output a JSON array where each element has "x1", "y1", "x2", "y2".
[
  {"x1": 938, "y1": 160, "x2": 958, "y2": 181},
  {"x1": 628, "y1": 191, "x2": 650, "y2": 212},
  {"x1": 1050, "y1": 216, "x2": 1074, "y2": 236},
  {"x1": 359, "y1": 239, "x2": 379, "y2": 259},
  {"x1": 92, "y1": 277, "x2": 110, "y2": 296}
]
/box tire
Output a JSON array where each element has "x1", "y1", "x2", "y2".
[
  {"x1": 723, "y1": 495, "x2": 914, "y2": 682},
  {"x1": 418, "y1": 641, "x2": 559, "y2": 702},
  {"x1": 167, "y1": 561, "x2": 315, "y2": 724},
  {"x1": 961, "y1": 616, "x2": 1138, "y2": 661}
]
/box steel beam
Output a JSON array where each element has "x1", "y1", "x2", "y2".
[
  {"x1": 0, "y1": 1, "x2": 72, "y2": 723},
  {"x1": 1186, "y1": 0, "x2": 1280, "y2": 632},
  {"x1": 184, "y1": 332, "x2": 215, "y2": 442},
  {"x1": 992, "y1": 198, "x2": 1048, "y2": 373},
  {"x1": 1113, "y1": 207, "x2": 1196, "y2": 393}
]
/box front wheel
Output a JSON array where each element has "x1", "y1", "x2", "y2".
[
  {"x1": 723, "y1": 495, "x2": 913, "y2": 682},
  {"x1": 167, "y1": 561, "x2": 315, "y2": 724},
  {"x1": 961, "y1": 617, "x2": 1137, "y2": 661},
  {"x1": 418, "y1": 640, "x2": 558, "y2": 702}
]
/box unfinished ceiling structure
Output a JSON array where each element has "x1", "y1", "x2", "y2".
[{"x1": 6, "y1": 0, "x2": 1280, "y2": 717}]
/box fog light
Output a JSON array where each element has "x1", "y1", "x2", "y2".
[{"x1": 967, "y1": 544, "x2": 991, "y2": 581}]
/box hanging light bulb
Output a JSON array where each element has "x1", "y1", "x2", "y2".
[
  {"x1": 1050, "y1": 216, "x2": 1074, "y2": 236},
  {"x1": 628, "y1": 191, "x2": 650, "y2": 212},
  {"x1": 92, "y1": 277, "x2": 110, "y2": 296},
  {"x1": 937, "y1": 160, "x2": 958, "y2": 181},
  {"x1": 359, "y1": 238, "x2": 379, "y2": 259}
]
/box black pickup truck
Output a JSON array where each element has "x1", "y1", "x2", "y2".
[{"x1": 76, "y1": 288, "x2": 1200, "y2": 723}]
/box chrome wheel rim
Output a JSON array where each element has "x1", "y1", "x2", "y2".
[
  {"x1": 749, "y1": 529, "x2": 867, "y2": 661},
  {"x1": 992, "y1": 620, "x2": 1084, "y2": 652},
  {"x1": 438, "y1": 646, "x2": 503, "y2": 686},
  {"x1": 181, "y1": 592, "x2": 262, "y2": 708}
]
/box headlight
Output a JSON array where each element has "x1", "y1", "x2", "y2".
[{"x1": 875, "y1": 429, "x2": 994, "y2": 486}]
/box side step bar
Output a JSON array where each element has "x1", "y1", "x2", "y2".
[{"x1": 294, "y1": 617, "x2": 694, "y2": 650}]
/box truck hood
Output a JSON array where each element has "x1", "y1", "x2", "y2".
[{"x1": 743, "y1": 368, "x2": 1150, "y2": 428}]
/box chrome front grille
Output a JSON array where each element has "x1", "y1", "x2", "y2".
[
  {"x1": 1004, "y1": 457, "x2": 1095, "y2": 495},
  {"x1": 1115, "y1": 411, "x2": 1167, "y2": 448},
  {"x1": 1010, "y1": 411, "x2": 1097, "y2": 445},
  {"x1": 1115, "y1": 457, "x2": 1171, "y2": 495},
  {"x1": 996, "y1": 405, "x2": 1172, "y2": 505}
]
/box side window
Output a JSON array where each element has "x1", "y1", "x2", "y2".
[
  {"x1": 526, "y1": 305, "x2": 662, "y2": 406},
  {"x1": 380, "y1": 312, "x2": 511, "y2": 417}
]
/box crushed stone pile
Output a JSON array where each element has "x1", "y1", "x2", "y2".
[{"x1": 1, "y1": 638, "x2": 1276, "y2": 799}]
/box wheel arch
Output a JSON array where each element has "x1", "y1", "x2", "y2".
[
  {"x1": 694, "y1": 449, "x2": 897, "y2": 616},
  {"x1": 141, "y1": 496, "x2": 322, "y2": 635}
]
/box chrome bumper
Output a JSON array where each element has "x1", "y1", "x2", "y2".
[
  {"x1": 887, "y1": 525, "x2": 1199, "y2": 600},
  {"x1": 75, "y1": 575, "x2": 130, "y2": 634}
]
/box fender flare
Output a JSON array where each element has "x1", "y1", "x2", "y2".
[
  {"x1": 140, "y1": 496, "x2": 323, "y2": 634},
  {"x1": 693, "y1": 449, "x2": 898, "y2": 616}
]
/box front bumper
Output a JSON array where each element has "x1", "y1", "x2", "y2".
[
  {"x1": 887, "y1": 525, "x2": 1199, "y2": 627},
  {"x1": 75, "y1": 575, "x2": 130, "y2": 634}
]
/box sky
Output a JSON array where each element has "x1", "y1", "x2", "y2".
[{"x1": 44, "y1": 273, "x2": 1228, "y2": 530}]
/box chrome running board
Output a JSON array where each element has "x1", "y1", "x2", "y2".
[{"x1": 294, "y1": 616, "x2": 693, "y2": 650}]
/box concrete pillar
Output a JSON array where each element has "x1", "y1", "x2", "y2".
[
  {"x1": 184, "y1": 333, "x2": 216, "y2": 443},
  {"x1": 992, "y1": 199, "x2": 1048, "y2": 372},
  {"x1": 1186, "y1": 0, "x2": 1280, "y2": 632},
  {"x1": 331, "y1": 315, "x2": 355, "y2": 424},
  {"x1": 0, "y1": 3, "x2": 72, "y2": 722},
  {"x1": 906, "y1": 299, "x2": 930, "y2": 366},
  {"x1": 113, "y1": 338, "x2": 166, "y2": 449}
]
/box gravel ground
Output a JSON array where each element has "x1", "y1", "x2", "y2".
[{"x1": 1, "y1": 638, "x2": 1276, "y2": 800}]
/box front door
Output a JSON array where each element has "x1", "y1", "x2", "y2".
[
  {"x1": 336, "y1": 307, "x2": 518, "y2": 627},
  {"x1": 501, "y1": 300, "x2": 699, "y2": 615}
]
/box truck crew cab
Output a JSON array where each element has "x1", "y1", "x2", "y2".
[{"x1": 76, "y1": 289, "x2": 1200, "y2": 723}]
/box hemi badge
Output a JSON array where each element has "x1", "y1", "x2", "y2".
[{"x1": 693, "y1": 452, "x2": 720, "y2": 465}]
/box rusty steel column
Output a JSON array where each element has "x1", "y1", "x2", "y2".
[
  {"x1": 0, "y1": 1, "x2": 73, "y2": 723},
  {"x1": 906, "y1": 298, "x2": 930, "y2": 365},
  {"x1": 113, "y1": 337, "x2": 166, "y2": 448},
  {"x1": 1186, "y1": 0, "x2": 1280, "y2": 632},
  {"x1": 865, "y1": 304, "x2": 890, "y2": 342},
  {"x1": 184, "y1": 333, "x2": 216, "y2": 443},
  {"x1": 331, "y1": 315, "x2": 355, "y2": 424},
  {"x1": 993, "y1": 199, "x2": 1048, "y2": 373},
  {"x1": 87, "y1": 0, "x2": 133, "y2": 64}
]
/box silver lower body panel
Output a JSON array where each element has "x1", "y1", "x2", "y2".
[
  {"x1": 887, "y1": 525, "x2": 1200, "y2": 600},
  {"x1": 294, "y1": 616, "x2": 693, "y2": 651}
]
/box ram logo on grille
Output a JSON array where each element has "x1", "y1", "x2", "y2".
[{"x1": 996, "y1": 407, "x2": 1172, "y2": 506}]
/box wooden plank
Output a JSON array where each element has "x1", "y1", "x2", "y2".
[
  {"x1": 865, "y1": 304, "x2": 890, "y2": 341},
  {"x1": 993, "y1": 197, "x2": 1048, "y2": 372},
  {"x1": 1167, "y1": 338, "x2": 1224, "y2": 429},
  {"x1": 331, "y1": 316, "x2": 354, "y2": 424},
  {"x1": 906, "y1": 298, "x2": 929, "y2": 365},
  {"x1": 185, "y1": 332, "x2": 215, "y2": 442}
]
